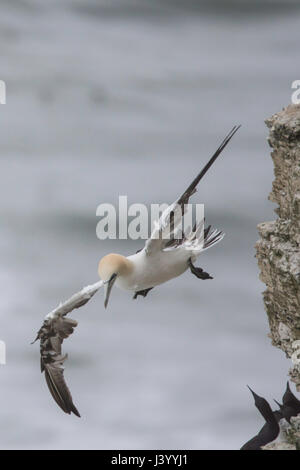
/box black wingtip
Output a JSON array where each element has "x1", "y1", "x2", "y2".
[
  {"x1": 67, "y1": 401, "x2": 81, "y2": 418},
  {"x1": 224, "y1": 124, "x2": 241, "y2": 141},
  {"x1": 71, "y1": 404, "x2": 81, "y2": 418},
  {"x1": 44, "y1": 362, "x2": 81, "y2": 419},
  {"x1": 177, "y1": 125, "x2": 241, "y2": 206}
]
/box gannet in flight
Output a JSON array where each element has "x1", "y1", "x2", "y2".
[{"x1": 34, "y1": 126, "x2": 240, "y2": 417}]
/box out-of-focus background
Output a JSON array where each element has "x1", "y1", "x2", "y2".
[{"x1": 0, "y1": 0, "x2": 299, "y2": 450}]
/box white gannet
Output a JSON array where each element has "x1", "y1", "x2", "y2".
[{"x1": 34, "y1": 126, "x2": 240, "y2": 417}]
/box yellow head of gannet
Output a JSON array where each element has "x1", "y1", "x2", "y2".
[{"x1": 98, "y1": 253, "x2": 132, "y2": 308}]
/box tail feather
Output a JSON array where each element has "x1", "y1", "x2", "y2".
[{"x1": 203, "y1": 226, "x2": 224, "y2": 250}]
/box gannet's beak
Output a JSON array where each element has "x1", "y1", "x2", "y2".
[{"x1": 104, "y1": 273, "x2": 117, "y2": 309}]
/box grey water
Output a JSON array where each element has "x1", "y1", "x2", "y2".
[{"x1": 0, "y1": 0, "x2": 299, "y2": 450}]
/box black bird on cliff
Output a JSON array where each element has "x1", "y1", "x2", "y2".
[
  {"x1": 274, "y1": 381, "x2": 300, "y2": 424},
  {"x1": 240, "y1": 387, "x2": 280, "y2": 450}
]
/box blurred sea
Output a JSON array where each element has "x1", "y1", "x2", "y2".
[{"x1": 0, "y1": 0, "x2": 299, "y2": 450}]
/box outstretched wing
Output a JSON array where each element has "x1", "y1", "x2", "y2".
[
  {"x1": 144, "y1": 126, "x2": 240, "y2": 255},
  {"x1": 33, "y1": 281, "x2": 103, "y2": 417}
]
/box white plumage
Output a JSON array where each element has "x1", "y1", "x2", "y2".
[{"x1": 34, "y1": 125, "x2": 240, "y2": 417}]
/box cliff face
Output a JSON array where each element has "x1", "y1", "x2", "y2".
[
  {"x1": 262, "y1": 415, "x2": 300, "y2": 450},
  {"x1": 256, "y1": 104, "x2": 300, "y2": 389}
]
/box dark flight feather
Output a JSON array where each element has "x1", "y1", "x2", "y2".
[
  {"x1": 34, "y1": 281, "x2": 103, "y2": 417},
  {"x1": 177, "y1": 125, "x2": 241, "y2": 208},
  {"x1": 36, "y1": 316, "x2": 80, "y2": 417},
  {"x1": 145, "y1": 126, "x2": 240, "y2": 255}
]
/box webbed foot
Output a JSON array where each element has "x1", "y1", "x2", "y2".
[
  {"x1": 133, "y1": 287, "x2": 154, "y2": 299},
  {"x1": 188, "y1": 258, "x2": 213, "y2": 280}
]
